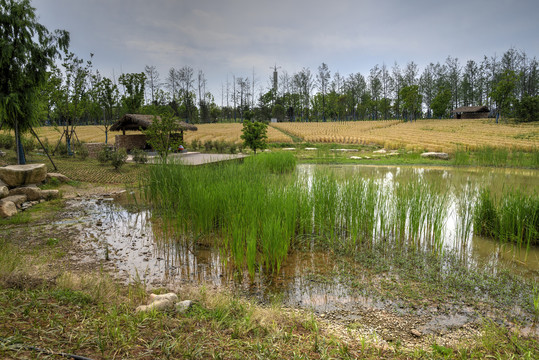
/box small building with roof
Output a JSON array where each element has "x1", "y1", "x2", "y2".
[
  {"x1": 451, "y1": 106, "x2": 490, "y2": 119},
  {"x1": 110, "y1": 114, "x2": 197, "y2": 151}
]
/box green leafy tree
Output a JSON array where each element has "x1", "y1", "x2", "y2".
[
  {"x1": 431, "y1": 88, "x2": 452, "y2": 118},
  {"x1": 119, "y1": 72, "x2": 146, "y2": 114},
  {"x1": 490, "y1": 69, "x2": 518, "y2": 122},
  {"x1": 0, "y1": 0, "x2": 69, "y2": 164},
  {"x1": 399, "y1": 85, "x2": 422, "y2": 121},
  {"x1": 241, "y1": 120, "x2": 267, "y2": 154},
  {"x1": 143, "y1": 112, "x2": 181, "y2": 162},
  {"x1": 515, "y1": 95, "x2": 539, "y2": 123},
  {"x1": 97, "y1": 77, "x2": 119, "y2": 144}
]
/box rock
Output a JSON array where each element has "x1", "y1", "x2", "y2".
[
  {"x1": 331, "y1": 149, "x2": 359, "y2": 152},
  {"x1": 0, "y1": 164, "x2": 47, "y2": 187},
  {"x1": 46, "y1": 172, "x2": 70, "y2": 183},
  {"x1": 176, "y1": 300, "x2": 194, "y2": 313},
  {"x1": 136, "y1": 299, "x2": 174, "y2": 312},
  {"x1": 305, "y1": 148, "x2": 317, "y2": 151},
  {"x1": 1, "y1": 194, "x2": 27, "y2": 208},
  {"x1": 149, "y1": 293, "x2": 178, "y2": 303},
  {"x1": 136, "y1": 292, "x2": 179, "y2": 313},
  {"x1": 420, "y1": 152, "x2": 449, "y2": 160},
  {"x1": 0, "y1": 150, "x2": 5, "y2": 157},
  {"x1": 373, "y1": 149, "x2": 387, "y2": 154},
  {"x1": 40, "y1": 189, "x2": 60, "y2": 200},
  {"x1": 282, "y1": 148, "x2": 296, "y2": 151},
  {"x1": 0, "y1": 180, "x2": 8, "y2": 199},
  {"x1": 9, "y1": 185, "x2": 42, "y2": 201},
  {"x1": 410, "y1": 329, "x2": 422, "y2": 337},
  {"x1": 0, "y1": 200, "x2": 17, "y2": 218},
  {"x1": 350, "y1": 156, "x2": 362, "y2": 160}
]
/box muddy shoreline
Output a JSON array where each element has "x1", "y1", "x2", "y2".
[{"x1": 21, "y1": 188, "x2": 533, "y2": 351}]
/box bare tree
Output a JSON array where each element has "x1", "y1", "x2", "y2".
[{"x1": 144, "y1": 65, "x2": 160, "y2": 105}]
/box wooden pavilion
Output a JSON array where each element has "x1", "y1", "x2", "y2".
[{"x1": 110, "y1": 114, "x2": 198, "y2": 151}]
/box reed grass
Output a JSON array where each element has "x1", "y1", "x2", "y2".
[
  {"x1": 144, "y1": 153, "x2": 464, "y2": 275},
  {"x1": 474, "y1": 188, "x2": 539, "y2": 248}
]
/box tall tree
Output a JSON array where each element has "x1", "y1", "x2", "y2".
[
  {"x1": 144, "y1": 65, "x2": 160, "y2": 105},
  {"x1": 316, "y1": 63, "x2": 331, "y2": 121},
  {"x1": 0, "y1": 0, "x2": 69, "y2": 164},
  {"x1": 118, "y1": 72, "x2": 146, "y2": 114}
]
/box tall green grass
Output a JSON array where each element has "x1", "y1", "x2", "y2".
[
  {"x1": 474, "y1": 188, "x2": 539, "y2": 249},
  {"x1": 454, "y1": 146, "x2": 539, "y2": 168},
  {"x1": 143, "y1": 153, "x2": 460, "y2": 275}
]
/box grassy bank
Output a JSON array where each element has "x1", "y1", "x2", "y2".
[{"x1": 1, "y1": 196, "x2": 538, "y2": 359}]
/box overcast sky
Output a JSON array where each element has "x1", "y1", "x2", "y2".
[{"x1": 34, "y1": 0, "x2": 539, "y2": 102}]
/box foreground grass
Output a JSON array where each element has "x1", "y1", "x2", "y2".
[{"x1": 1, "y1": 200, "x2": 538, "y2": 359}]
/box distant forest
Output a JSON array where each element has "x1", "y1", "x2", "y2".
[{"x1": 46, "y1": 47, "x2": 539, "y2": 126}]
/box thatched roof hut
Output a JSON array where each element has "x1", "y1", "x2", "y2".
[
  {"x1": 110, "y1": 114, "x2": 198, "y2": 134},
  {"x1": 110, "y1": 114, "x2": 197, "y2": 151},
  {"x1": 451, "y1": 106, "x2": 490, "y2": 119}
]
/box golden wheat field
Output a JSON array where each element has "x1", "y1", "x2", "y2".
[
  {"x1": 22, "y1": 123, "x2": 292, "y2": 145},
  {"x1": 273, "y1": 119, "x2": 539, "y2": 152},
  {"x1": 3, "y1": 119, "x2": 538, "y2": 152}
]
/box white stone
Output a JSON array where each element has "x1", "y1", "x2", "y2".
[
  {"x1": 305, "y1": 148, "x2": 318, "y2": 151},
  {"x1": 420, "y1": 152, "x2": 449, "y2": 160},
  {"x1": 373, "y1": 149, "x2": 387, "y2": 154},
  {"x1": 350, "y1": 156, "x2": 362, "y2": 160},
  {"x1": 282, "y1": 148, "x2": 296, "y2": 151},
  {"x1": 176, "y1": 300, "x2": 194, "y2": 313}
]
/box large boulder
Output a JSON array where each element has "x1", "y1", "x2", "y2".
[
  {"x1": 420, "y1": 152, "x2": 449, "y2": 160},
  {"x1": 0, "y1": 164, "x2": 47, "y2": 187},
  {"x1": 0, "y1": 200, "x2": 17, "y2": 218},
  {"x1": 9, "y1": 185, "x2": 42, "y2": 201}
]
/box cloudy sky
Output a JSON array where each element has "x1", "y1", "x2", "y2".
[{"x1": 34, "y1": 0, "x2": 539, "y2": 102}]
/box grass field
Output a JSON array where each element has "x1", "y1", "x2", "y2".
[
  {"x1": 272, "y1": 119, "x2": 539, "y2": 152},
  {"x1": 29, "y1": 123, "x2": 294, "y2": 146},
  {"x1": 22, "y1": 119, "x2": 538, "y2": 153}
]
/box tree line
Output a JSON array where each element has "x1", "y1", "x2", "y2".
[{"x1": 2, "y1": 0, "x2": 539, "y2": 165}]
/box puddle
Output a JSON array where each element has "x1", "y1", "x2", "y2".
[{"x1": 55, "y1": 164, "x2": 539, "y2": 338}]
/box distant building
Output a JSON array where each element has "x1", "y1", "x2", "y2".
[{"x1": 451, "y1": 106, "x2": 490, "y2": 119}]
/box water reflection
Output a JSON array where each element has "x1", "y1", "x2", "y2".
[{"x1": 63, "y1": 164, "x2": 538, "y2": 311}]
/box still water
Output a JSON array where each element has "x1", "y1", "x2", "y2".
[{"x1": 64, "y1": 165, "x2": 539, "y2": 311}]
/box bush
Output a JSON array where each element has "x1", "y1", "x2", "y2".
[
  {"x1": 110, "y1": 148, "x2": 127, "y2": 170},
  {"x1": 229, "y1": 142, "x2": 237, "y2": 154},
  {"x1": 203, "y1": 140, "x2": 213, "y2": 152},
  {"x1": 131, "y1": 148, "x2": 148, "y2": 164},
  {"x1": 0, "y1": 134, "x2": 14, "y2": 149},
  {"x1": 75, "y1": 143, "x2": 89, "y2": 160},
  {"x1": 190, "y1": 139, "x2": 200, "y2": 151},
  {"x1": 97, "y1": 146, "x2": 113, "y2": 164},
  {"x1": 215, "y1": 140, "x2": 227, "y2": 153}
]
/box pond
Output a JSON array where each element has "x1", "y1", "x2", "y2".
[{"x1": 62, "y1": 164, "x2": 539, "y2": 314}]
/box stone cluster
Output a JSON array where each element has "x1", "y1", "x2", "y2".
[
  {"x1": 0, "y1": 164, "x2": 67, "y2": 218},
  {"x1": 136, "y1": 292, "x2": 194, "y2": 314}
]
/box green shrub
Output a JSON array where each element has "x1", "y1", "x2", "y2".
[
  {"x1": 203, "y1": 140, "x2": 213, "y2": 152},
  {"x1": 97, "y1": 146, "x2": 113, "y2": 164},
  {"x1": 0, "y1": 134, "x2": 14, "y2": 149},
  {"x1": 131, "y1": 148, "x2": 148, "y2": 164},
  {"x1": 215, "y1": 140, "x2": 227, "y2": 153},
  {"x1": 75, "y1": 143, "x2": 89, "y2": 160},
  {"x1": 110, "y1": 148, "x2": 127, "y2": 170},
  {"x1": 190, "y1": 139, "x2": 200, "y2": 151},
  {"x1": 229, "y1": 142, "x2": 237, "y2": 154}
]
